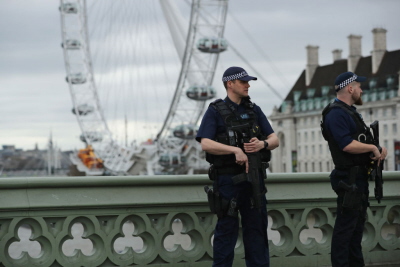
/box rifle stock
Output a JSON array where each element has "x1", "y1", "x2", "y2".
[
  {"x1": 246, "y1": 152, "x2": 263, "y2": 210},
  {"x1": 243, "y1": 126, "x2": 266, "y2": 211}
]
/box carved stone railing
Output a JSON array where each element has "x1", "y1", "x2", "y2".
[{"x1": 0, "y1": 172, "x2": 399, "y2": 267}]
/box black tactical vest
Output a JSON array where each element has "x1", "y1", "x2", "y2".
[
  {"x1": 206, "y1": 97, "x2": 270, "y2": 171},
  {"x1": 321, "y1": 101, "x2": 373, "y2": 170}
]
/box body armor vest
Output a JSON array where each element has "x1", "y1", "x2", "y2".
[
  {"x1": 206, "y1": 97, "x2": 270, "y2": 171},
  {"x1": 321, "y1": 101, "x2": 373, "y2": 170}
]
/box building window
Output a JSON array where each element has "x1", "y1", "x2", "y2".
[
  {"x1": 383, "y1": 108, "x2": 387, "y2": 117},
  {"x1": 384, "y1": 140, "x2": 388, "y2": 149},
  {"x1": 312, "y1": 145, "x2": 315, "y2": 154},
  {"x1": 311, "y1": 131, "x2": 315, "y2": 140},
  {"x1": 393, "y1": 123, "x2": 397, "y2": 135},
  {"x1": 298, "y1": 132, "x2": 301, "y2": 142},
  {"x1": 327, "y1": 161, "x2": 330, "y2": 170},
  {"x1": 305, "y1": 162, "x2": 308, "y2": 172},
  {"x1": 319, "y1": 162, "x2": 322, "y2": 172},
  {"x1": 278, "y1": 120, "x2": 283, "y2": 127},
  {"x1": 305, "y1": 146, "x2": 308, "y2": 155},
  {"x1": 283, "y1": 163, "x2": 286, "y2": 172},
  {"x1": 312, "y1": 162, "x2": 315, "y2": 172},
  {"x1": 319, "y1": 144, "x2": 323, "y2": 154},
  {"x1": 305, "y1": 132, "x2": 308, "y2": 142},
  {"x1": 384, "y1": 124, "x2": 388, "y2": 136},
  {"x1": 281, "y1": 135, "x2": 286, "y2": 150},
  {"x1": 392, "y1": 107, "x2": 396, "y2": 116}
]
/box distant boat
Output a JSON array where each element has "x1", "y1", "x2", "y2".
[{"x1": 69, "y1": 145, "x2": 104, "y2": 176}]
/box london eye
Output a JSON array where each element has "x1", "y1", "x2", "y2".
[{"x1": 59, "y1": 0, "x2": 229, "y2": 175}]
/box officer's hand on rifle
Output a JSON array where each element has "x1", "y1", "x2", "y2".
[
  {"x1": 380, "y1": 147, "x2": 388, "y2": 160},
  {"x1": 243, "y1": 137, "x2": 263, "y2": 153},
  {"x1": 377, "y1": 146, "x2": 388, "y2": 167},
  {"x1": 234, "y1": 147, "x2": 249, "y2": 173},
  {"x1": 370, "y1": 145, "x2": 381, "y2": 162}
]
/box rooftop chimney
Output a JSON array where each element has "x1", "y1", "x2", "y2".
[
  {"x1": 372, "y1": 28, "x2": 387, "y2": 74},
  {"x1": 306, "y1": 45, "x2": 319, "y2": 86},
  {"x1": 332, "y1": 49, "x2": 343, "y2": 61},
  {"x1": 347, "y1": 34, "x2": 362, "y2": 72}
]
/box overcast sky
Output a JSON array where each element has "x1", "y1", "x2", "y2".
[{"x1": 1, "y1": 0, "x2": 399, "y2": 151}]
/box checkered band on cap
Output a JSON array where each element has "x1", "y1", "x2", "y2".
[
  {"x1": 335, "y1": 74, "x2": 358, "y2": 91},
  {"x1": 222, "y1": 71, "x2": 248, "y2": 82}
]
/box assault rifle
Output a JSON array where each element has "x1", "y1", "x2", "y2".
[
  {"x1": 369, "y1": 120, "x2": 384, "y2": 203},
  {"x1": 241, "y1": 125, "x2": 266, "y2": 211}
]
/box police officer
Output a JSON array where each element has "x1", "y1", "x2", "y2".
[
  {"x1": 321, "y1": 71, "x2": 387, "y2": 267},
  {"x1": 196, "y1": 66, "x2": 279, "y2": 267}
]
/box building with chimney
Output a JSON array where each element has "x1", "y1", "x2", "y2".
[{"x1": 269, "y1": 28, "x2": 400, "y2": 173}]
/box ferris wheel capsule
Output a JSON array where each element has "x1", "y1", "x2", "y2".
[
  {"x1": 197, "y1": 37, "x2": 228, "y2": 53},
  {"x1": 66, "y1": 73, "x2": 86, "y2": 84},
  {"x1": 186, "y1": 85, "x2": 216, "y2": 100},
  {"x1": 158, "y1": 152, "x2": 186, "y2": 168},
  {"x1": 72, "y1": 104, "x2": 94, "y2": 116},
  {"x1": 59, "y1": 3, "x2": 78, "y2": 14},
  {"x1": 80, "y1": 132, "x2": 103, "y2": 143},
  {"x1": 61, "y1": 39, "x2": 81, "y2": 50},
  {"x1": 172, "y1": 124, "x2": 198, "y2": 139}
]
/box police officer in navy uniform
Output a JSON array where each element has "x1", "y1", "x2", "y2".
[
  {"x1": 321, "y1": 72, "x2": 387, "y2": 267},
  {"x1": 196, "y1": 66, "x2": 279, "y2": 267}
]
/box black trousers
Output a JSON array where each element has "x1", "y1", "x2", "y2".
[
  {"x1": 212, "y1": 174, "x2": 270, "y2": 267},
  {"x1": 330, "y1": 169, "x2": 369, "y2": 267}
]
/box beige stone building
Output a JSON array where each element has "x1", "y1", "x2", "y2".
[{"x1": 269, "y1": 28, "x2": 400, "y2": 173}]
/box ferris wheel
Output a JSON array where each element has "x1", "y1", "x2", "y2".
[{"x1": 59, "y1": 0, "x2": 229, "y2": 174}]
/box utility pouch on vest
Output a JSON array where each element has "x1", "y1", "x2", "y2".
[
  {"x1": 261, "y1": 162, "x2": 268, "y2": 193},
  {"x1": 208, "y1": 165, "x2": 217, "y2": 181},
  {"x1": 260, "y1": 149, "x2": 271, "y2": 163},
  {"x1": 261, "y1": 162, "x2": 269, "y2": 180}
]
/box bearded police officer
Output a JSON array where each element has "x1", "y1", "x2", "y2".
[
  {"x1": 196, "y1": 66, "x2": 279, "y2": 267},
  {"x1": 321, "y1": 72, "x2": 387, "y2": 267}
]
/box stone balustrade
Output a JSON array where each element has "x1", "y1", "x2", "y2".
[{"x1": 0, "y1": 172, "x2": 399, "y2": 267}]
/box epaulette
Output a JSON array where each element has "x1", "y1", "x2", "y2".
[{"x1": 209, "y1": 98, "x2": 223, "y2": 109}]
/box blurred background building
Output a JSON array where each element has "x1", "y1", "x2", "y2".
[{"x1": 0, "y1": 136, "x2": 71, "y2": 177}]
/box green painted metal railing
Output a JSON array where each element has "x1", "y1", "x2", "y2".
[{"x1": 0, "y1": 172, "x2": 399, "y2": 267}]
